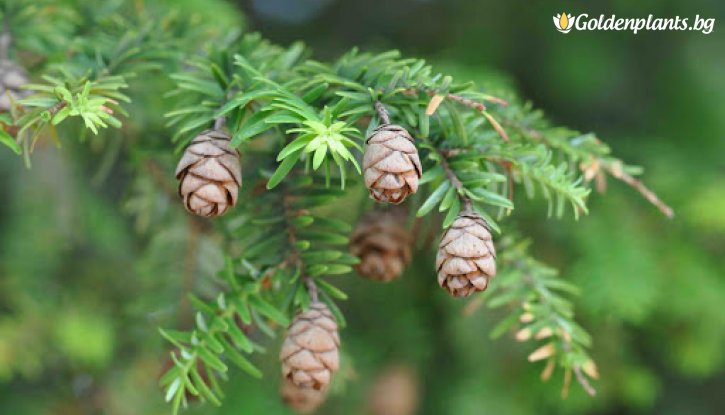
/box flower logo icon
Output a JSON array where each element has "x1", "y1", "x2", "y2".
[{"x1": 553, "y1": 12, "x2": 574, "y2": 33}]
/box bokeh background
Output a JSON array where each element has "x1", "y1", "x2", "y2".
[{"x1": 1, "y1": 0, "x2": 723, "y2": 414}]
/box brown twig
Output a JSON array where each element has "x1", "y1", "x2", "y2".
[
  {"x1": 47, "y1": 100, "x2": 68, "y2": 116},
  {"x1": 401, "y1": 88, "x2": 512, "y2": 143},
  {"x1": 438, "y1": 148, "x2": 462, "y2": 157},
  {"x1": 440, "y1": 156, "x2": 463, "y2": 190},
  {"x1": 481, "y1": 94, "x2": 510, "y2": 107},
  {"x1": 442, "y1": 148, "x2": 514, "y2": 206},
  {"x1": 437, "y1": 148, "x2": 473, "y2": 212},
  {"x1": 600, "y1": 161, "x2": 674, "y2": 219},
  {"x1": 445, "y1": 93, "x2": 487, "y2": 112},
  {"x1": 402, "y1": 88, "x2": 487, "y2": 112},
  {"x1": 281, "y1": 182, "x2": 320, "y2": 304},
  {"x1": 482, "y1": 111, "x2": 510, "y2": 143}
]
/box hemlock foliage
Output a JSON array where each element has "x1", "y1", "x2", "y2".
[{"x1": 0, "y1": 1, "x2": 694, "y2": 414}]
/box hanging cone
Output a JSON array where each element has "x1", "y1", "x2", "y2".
[
  {"x1": 280, "y1": 302, "x2": 340, "y2": 390},
  {"x1": 175, "y1": 129, "x2": 241, "y2": 217},
  {"x1": 350, "y1": 208, "x2": 412, "y2": 282},
  {"x1": 436, "y1": 208, "x2": 496, "y2": 297},
  {"x1": 363, "y1": 124, "x2": 421, "y2": 204},
  {"x1": 280, "y1": 377, "x2": 327, "y2": 414}
]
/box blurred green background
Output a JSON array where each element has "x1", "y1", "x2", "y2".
[{"x1": 0, "y1": 0, "x2": 723, "y2": 414}]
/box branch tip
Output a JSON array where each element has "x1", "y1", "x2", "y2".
[{"x1": 573, "y1": 366, "x2": 597, "y2": 397}]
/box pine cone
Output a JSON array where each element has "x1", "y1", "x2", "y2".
[
  {"x1": 280, "y1": 378, "x2": 327, "y2": 414},
  {"x1": 175, "y1": 129, "x2": 241, "y2": 217},
  {"x1": 350, "y1": 209, "x2": 411, "y2": 282},
  {"x1": 436, "y1": 209, "x2": 496, "y2": 297},
  {"x1": 280, "y1": 302, "x2": 340, "y2": 390},
  {"x1": 0, "y1": 59, "x2": 30, "y2": 112},
  {"x1": 363, "y1": 124, "x2": 421, "y2": 204}
]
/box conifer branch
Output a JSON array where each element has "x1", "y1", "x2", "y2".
[
  {"x1": 280, "y1": 177, "x2": 322, "y2": 305},
  {"x1": 599, "y1": 159, "x2": 674, "y2": 218},
  {"x1": 436, "y1": 145, "x2": 473, "y2": 212},
  {"x1": 404, "y1": 88, "x2": 487, "y2": 113},
  {"x1": 505, "y1": 120, "x2": 673, "y2": 218},
  {"x1": 2, "y1": 9, "x2": 677, "y2": 412},
  {"x1": 178, "y1": 219, "x2": 202, "y2": 328},
  {"x1": 481, "y1": 237, "x2": 597, "y2": 396},
  {"x1": 397, "y1": 86, "x2": 513, "y2": 143}
]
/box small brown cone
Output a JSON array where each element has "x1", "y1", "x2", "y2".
[
  {"x1": 436, "y1": 208, "x2": 496, "y2": 297},
  {"x1": 0, "y1": 59, "x2": 30, "y2": 112},
  {"x1": 350, "y1": 209, "x2": 411, "y2": 282},
  {"x1": 280, "y1": 301, "x2": 340, "y2": 390},
  {"x1": 280, "y1": 377, "x2": 327, "y2": 414},
  {"x1": 368, "y1": 365, "x2": 419, "y2": 415},
  {"x1": 175, "y1": 129, "x2": 241, "y2": 217},
  {"x1": 363, "y1": 124, "x2": 421, "y2": 204}
]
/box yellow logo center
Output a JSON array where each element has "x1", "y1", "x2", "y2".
[{"x1": 559, "y1": 12, "x2": 569, "y2": 29}]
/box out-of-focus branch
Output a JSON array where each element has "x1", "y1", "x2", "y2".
[
  {"x1": 178, "y1": 218, "x2": 201, "y2": 328},
  {"x1": 600, "y1": 160, "x2": 674, "y2": 218},
  {"x1": 510, "y1": 123, "x2": 673, "y2": 218}
]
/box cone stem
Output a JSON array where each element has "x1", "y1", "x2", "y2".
[
  {"x1": 213, "y1": 89, "x2": 235, "y2": 131},
  {"x1": 374, "y1": 101, "x2": 391, "y2": 125},
  {"x1": 213, "y1": 116, "x2": 226, "y2": 130},
  {"x1": 304, "y1": 277, "x2": 319, "y2": 303},
  {"x1": 438, "y1": 150, "x2": 473, "y2": 214}
]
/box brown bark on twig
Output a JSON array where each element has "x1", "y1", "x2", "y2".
[{"x1": 374, "y1": 101, "x2": 391, "y2": 125}]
